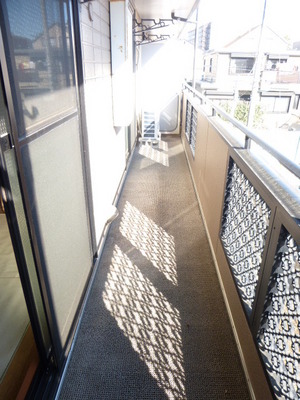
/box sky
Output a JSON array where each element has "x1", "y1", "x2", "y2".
[{"x1": 196, "y1": 0, "x2": 300, "y2": 49}]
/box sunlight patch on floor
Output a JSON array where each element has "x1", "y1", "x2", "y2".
[
  {"x1": 120, "y1": 201, "x2": 177, "y2": 285},
  {"x1": 103, "y1": 245, "x2": 186, "y2": 399},
  {"x1": 139, "y1": 140, "x2": 169, "y2": 167}
]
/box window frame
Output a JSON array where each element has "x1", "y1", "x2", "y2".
[{"x1": 229, "y1": 57, "x2": 255, "y2": 75}]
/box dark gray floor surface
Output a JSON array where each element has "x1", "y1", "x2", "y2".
[{"x1": 58, "y1": 136, "x2": 250, "y2": 400}]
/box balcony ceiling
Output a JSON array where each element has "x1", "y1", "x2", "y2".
[
  {"x1": 133, "y1": 0, "x2": 198, "y2": 21},
  {"x1": 132, "y1": 0, "x2": 198, "y2": 40}
]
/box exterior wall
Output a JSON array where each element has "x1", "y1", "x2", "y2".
[
  {"x1": 202, "y1": 53, "x2": 218, "y2": 82},
  {"x1": 214, "y1": 53, "x2": 230, "y2": 85},
  {"x1": 215, "y1": 54, "x2": 254, "y2": 91},
  {"x1": 79, "y1": 0, "x2": 135, "y2": 243}
]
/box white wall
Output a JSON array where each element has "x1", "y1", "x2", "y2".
[{"x1": 79, "y1": 0, "x2": 130, "y2": 243}]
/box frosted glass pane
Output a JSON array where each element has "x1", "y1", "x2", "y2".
[
  {"x1": 1, "y1": 79, "x2": 50, "y2": 357},
  {"x1": 21, "y1": 116, "x2": 92, "y2": 349},
  {"x1": 4, "y1": 149, "x2": 51, "y2": 352}
]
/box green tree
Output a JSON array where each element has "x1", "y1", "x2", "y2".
[
  {"x1": 235, "y1": 101, "x2": 264, "y2": 128},
  {"x1": 220, "y1": 100, "x2": 264, "y2": 128}
]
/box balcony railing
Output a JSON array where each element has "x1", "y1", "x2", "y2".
[
  {"x1": 262, "y1": 69, "x2": 300, "y2": 84},
  {"x1": 182, "y1": 82, "x2": 300, "y2": 400},
  {"x1": 183, "y1": 82, "x2": 300, "y2": 181}
]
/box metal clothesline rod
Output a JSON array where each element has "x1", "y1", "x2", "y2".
[{"x1": 134, "y1": 24, "x2": 173, "y2": 35}]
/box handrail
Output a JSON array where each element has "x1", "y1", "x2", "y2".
[{"x1": 183, "y1": 82, "x2": 300, "y2": 180}]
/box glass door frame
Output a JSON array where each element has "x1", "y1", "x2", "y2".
[
  {"x1": 0, "y1": 65, "x2": 55, "y2": 397},
  {"x1": 0, "y1": 0, "x2": 97, "y2": 389}
]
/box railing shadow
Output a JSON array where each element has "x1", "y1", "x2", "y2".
[{"x1": 103, "y1": 245, "x2": 186, "y2": 399}]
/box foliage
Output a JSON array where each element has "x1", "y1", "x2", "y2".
[
  {"x1": 252, "y1": 103, "x2": 264, "y2": 128},
  {"x1": 219, "y1": 100, "x2": 264, "y2": 128},
  {"x1": 219, "y1": 101, "x2": 232, "y2": 115},
  {"x1": 234, "y1": 101, "x2": 249, "y2": 124}
]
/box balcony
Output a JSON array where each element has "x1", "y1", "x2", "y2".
[
  {"x1": 54, "y1": 76, "x2": 300, "y2": 399},
  {"x1": 262, "y1": 70, "x2": 300, "y2": 85},
  {"x1": 2, "y1": 1, "x2": 300, "y2": 398},
  {"x1": 57, "y1": 128, "x2": 252, "y2": 400}
]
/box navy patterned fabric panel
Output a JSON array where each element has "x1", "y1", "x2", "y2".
[
  {"x1": 221, "y1": 160, "x2": 271, "y2": 315},
  {"x1": 257, "y1": 226, "x2": 300, "y2": 400}
]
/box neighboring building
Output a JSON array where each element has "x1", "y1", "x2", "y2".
[{"x1": 198, "y1": 25, "x2": 300, "y2": 121}]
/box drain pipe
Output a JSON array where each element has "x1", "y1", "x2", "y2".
[{"x1": 105, "y1": 205, "x2": 119, "y2": 225}]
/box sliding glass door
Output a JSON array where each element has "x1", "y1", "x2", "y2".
[
  {"x1": 0, "y1": 73, "x2": 47, "y2": 399},
  {"x1": 0, "y1": 0, "x2": 94, "y2": 376}
]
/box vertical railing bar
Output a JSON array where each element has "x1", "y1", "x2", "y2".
[{"x1": 244, "y1": 136, "x2": 251, "y2": 149}]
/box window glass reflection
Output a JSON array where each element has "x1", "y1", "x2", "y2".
[{"x1": 6, "y1": 0, "x2": 76, "y2": 134}]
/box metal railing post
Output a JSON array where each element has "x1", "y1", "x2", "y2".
[{"x1": 245, "y1": 136, "x2": 251, "y2": 149}]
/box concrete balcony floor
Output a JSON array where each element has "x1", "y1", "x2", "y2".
[{"x1": 58, "y1": 135, "x2": 250, "y2": 400}]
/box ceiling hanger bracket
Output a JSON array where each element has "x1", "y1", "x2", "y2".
[{"x1": 133, "y1": 18, "x2": 173, "y2": 45}]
